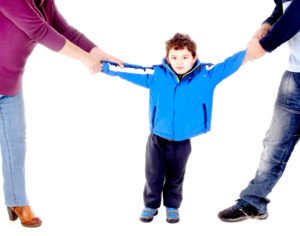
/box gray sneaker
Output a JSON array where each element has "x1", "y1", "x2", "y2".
[
  {"x1": 139, "y1": 207, "x2": 158, "y2": 223},
  {"x1": 166, "y1": 208, "x2": 180, "y2": 223}
]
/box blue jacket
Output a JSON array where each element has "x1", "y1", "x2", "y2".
[{"x1": 102, "y1": 50, "x2": 246, "y2": 141}]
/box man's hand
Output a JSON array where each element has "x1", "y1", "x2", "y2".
[{"x1": 254, "y1": 23, "x2": 272, "y2": 40}]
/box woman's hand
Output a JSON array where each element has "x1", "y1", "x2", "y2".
[
  {"x1": 58, "y1": 40, "x2": 102, "y2": 74},
  {"x1": 90, "y1": 47, "x2": 124, "y2": 68},
  {"x1": 82, "y1": 54, "x2": 102, "y2": 74}
]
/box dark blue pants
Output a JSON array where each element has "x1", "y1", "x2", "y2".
[{"x1": 143, "y1": 133, "x2": 191, "y2": 209}]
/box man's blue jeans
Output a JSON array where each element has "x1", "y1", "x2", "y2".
[
  {"x1": 0, "y1": 91, "x2": 29, "y2": 206},
  {"x1": 240, "y1": 71, "x2": 300, "y2": 213}
]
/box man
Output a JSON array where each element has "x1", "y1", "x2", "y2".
[{"x1": 218, "y1": 0, "x2": 300, "y2": 222}]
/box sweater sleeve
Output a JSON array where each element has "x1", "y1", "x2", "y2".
[
  {"x1": 0, "y1": 0, "x2": 66, "y2": 51},
  {"x1": 207, "y1": 50, "x2": 247, "y2": 87},
  {"x1": 101, "y1": 61, "x2": 154, "y2": 89},
  {"x1": 51, "y1": 0, "x2": 96, "y2": 53},
  {"x1": 260, "y1": 0, "x2": 300, "y2": 52},
  {"x1": 263, "y1": 0, "x2": 283, "y2": 26}
]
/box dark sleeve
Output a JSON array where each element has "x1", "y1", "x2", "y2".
[
  {"x1": 260, "y1": 0, "x2": 300, "y2": 52},
  {"x1": 263, "y1": 0, "x2": 283, "y2": 25}
]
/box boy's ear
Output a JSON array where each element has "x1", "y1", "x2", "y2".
[{"x1": 193, "y1": 55, "x2": 198, "y2": 63}]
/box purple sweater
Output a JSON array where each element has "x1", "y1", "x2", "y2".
[{"x1": 0, "y1": 0, "x2": 96, "y2": 95}]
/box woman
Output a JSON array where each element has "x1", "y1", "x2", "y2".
[{"x1": 0, "y1": 0, "x2": 122, "y2": 227}]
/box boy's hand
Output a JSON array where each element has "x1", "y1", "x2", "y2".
[{"x1": 247, "y1": 38, "x2": 266, "y2": 61}]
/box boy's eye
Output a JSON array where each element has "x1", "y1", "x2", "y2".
[{"x1": 171, "y1": 57, "x2": 177, "y2": 60}]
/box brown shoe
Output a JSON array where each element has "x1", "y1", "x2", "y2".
[{"x1": 7, "y1": 206, "x2": 42, "y2": 227}]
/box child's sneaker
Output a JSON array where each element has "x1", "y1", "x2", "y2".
[
  {"x1": 139, "y1": 207, "x2": 158, "y2": 223},
  {"x1": 166, "y1": 208, "x2": 180, "y2": 223}
]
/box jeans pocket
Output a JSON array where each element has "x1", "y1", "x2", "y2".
[{"x1": 277, "y1": 71, "x2": 300, "y2": 112}]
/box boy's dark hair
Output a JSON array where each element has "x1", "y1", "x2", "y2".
[{"x1": 165, "y1": 33, "x2": 197, "y2": 58}]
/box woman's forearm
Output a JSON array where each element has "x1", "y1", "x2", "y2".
[{"x1": 58, "y1": 40, "x2": 101, "y2": 74}]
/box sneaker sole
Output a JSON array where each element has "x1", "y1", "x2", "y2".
[
  {"x1": 166, "y1": 218, "x2": 180, "y2": 224},
  {"x1": 218, "y1": 213, "x2": 268, "y2": 223},
  {"x1": 140, "y1": 217, "x2": 154, "y2": 223}
]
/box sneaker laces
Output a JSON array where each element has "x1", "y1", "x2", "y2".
[{"x1": 234, "y1": 200, "x2": 260, "y2": 216}]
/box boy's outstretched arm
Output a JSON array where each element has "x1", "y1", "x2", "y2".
[
  {"x1": 101, "y1": 61, "x2": 155, "y2": 88},
  {"x1": 242, "y1": 50, "x2": 251, "y2": 64},
  {"x1": 208, "y1": 50, "x2": 247, "y2": 86}
]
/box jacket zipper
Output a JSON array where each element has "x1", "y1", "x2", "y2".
[
  {"x1": 172, "y1": 84, "x2": 179, "y2": 139},
  {"x1": 165, "y1": 62, "x2": 202, "y2": 138}
]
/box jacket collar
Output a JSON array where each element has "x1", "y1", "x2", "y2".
[{"x1": 162, "y1": 58, "x2": 202, "y2": 81}]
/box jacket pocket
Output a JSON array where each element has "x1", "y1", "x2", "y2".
[
  {"x1": 151, "y1": 106, "x2": 157, "y2": 129},
  {"x1": 202, "y1": 103, "x2": 207, "y2": 129}
]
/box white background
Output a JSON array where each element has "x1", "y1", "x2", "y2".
[{"x1": 1, "y1": 0, "x2": 299, "y2": 235}]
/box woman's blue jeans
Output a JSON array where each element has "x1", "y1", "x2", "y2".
[
  {"x1": 0, "y1": 91, "x2": 28, "y2": 207},
  {"x1": 240, "y1": 71, "x2": 300, "y2": 213}
]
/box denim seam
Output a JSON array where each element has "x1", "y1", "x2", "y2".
[
  {"x1": 285, "y1": 73, "x2": 290, "y2": 107},
  {"x1": 0, "y1": 107, "x2": 17, "y2": 205},
  {"x1": 277, "y1": 104, "x2": 300, "y2": 115},
  {"x1": 263, "y1": 141, "x2": 287, "y2": 152}
]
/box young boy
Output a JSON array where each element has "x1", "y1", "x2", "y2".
[{"x1": 101, "y1": 33, "x2": 249, "y2": 223}]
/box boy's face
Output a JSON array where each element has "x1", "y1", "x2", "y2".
[{"x1": 167, "y1": 47, "x2": 197, "y2": 75}]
